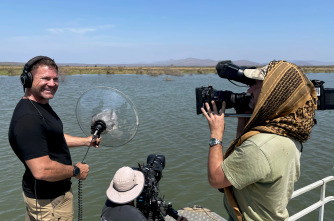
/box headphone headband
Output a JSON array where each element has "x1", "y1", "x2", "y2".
[{"x1": 20, "y1": 56, "x2": 55, "y2": 89}]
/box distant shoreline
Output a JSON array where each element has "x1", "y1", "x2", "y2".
[{"x1": 1, "y1": 65, "x2": 334, "y2": 76}]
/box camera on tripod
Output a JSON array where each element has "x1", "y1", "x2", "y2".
[
  {"x1": 196, "y1": 61, "x2": 334, "y2": 114},
  {"x1": 135, "y1": 154, "x2": 180, "y2": 221}
]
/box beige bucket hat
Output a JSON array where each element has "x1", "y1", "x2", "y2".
[{"x1": 106, "y1": 166, "x2": 145, "y2": 204}]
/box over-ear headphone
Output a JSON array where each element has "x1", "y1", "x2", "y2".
[{"x1": 20, "y1": 56, "x2": 53, "y2": 89}]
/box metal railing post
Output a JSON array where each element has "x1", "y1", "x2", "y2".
[
  {"x1": 319, "y1": 179, "x2": 325, "y2": 221},
  {"x1": 288, "y1": 176, "x2": 334, "y2": 221}
]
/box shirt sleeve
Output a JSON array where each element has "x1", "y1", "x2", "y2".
[
  {"x1": 14, "y1": 114, "x2": 49, "y2": 161},
  {"x1": 222, "y1": 138, "x2": 272, "y2": 190}
]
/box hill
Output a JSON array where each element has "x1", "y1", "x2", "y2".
[{"x1": 1, "y1": 58, "x2": 333, "y2": 67}]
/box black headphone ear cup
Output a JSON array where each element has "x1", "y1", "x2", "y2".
[
  {"x1": 21, "y1": 56, "x2": 54, "y2": 89},
  {"x1": 20, "y1": 71, "x2": 33, "y2": 88}
]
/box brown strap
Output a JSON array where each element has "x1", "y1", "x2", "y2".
[
  {"x1": 223, "y1": 131, "x2": 260, "y2": 221},
  {"x1": 236, "y1": 131, "x2": 260, "y2": 147},
  {"x1": 224, "y1": 187, "x2": 243, "y2": 221}
]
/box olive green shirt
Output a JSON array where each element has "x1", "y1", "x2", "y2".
[{"x1": 222, "y1": 133, "x2": 301, "y2": 221}]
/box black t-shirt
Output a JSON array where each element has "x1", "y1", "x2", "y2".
[
  {"x1": 101, "y1": 200, "x2": 147, "y2": 221},
  {"x1": 8, "y1": 99, "x2": 72, "y2": 199}
]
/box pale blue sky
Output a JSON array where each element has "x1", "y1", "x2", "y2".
[{"x1": 1, "y1": 0, "x2": 333, "y2": 64}]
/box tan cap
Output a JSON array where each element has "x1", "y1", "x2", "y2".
[{"x1": 244, "y1": 65, "x2": 268, "y2": 81}]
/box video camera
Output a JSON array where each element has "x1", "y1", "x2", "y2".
[
  {"x1": 196, "y1": 61, "x2": 334, "y2": 114},
  {"x1": 311, "y1": 80, "x2": 334, "y2": 110},
  {"x1": 195, "y1": 61, "x2": 256, "y2": 115},
  {"x1": 135, "y1": 154, "x2": 180, "y2": 221},
  {"x1": 195, "y1": 86, "x2": 252, "y2": 115}
]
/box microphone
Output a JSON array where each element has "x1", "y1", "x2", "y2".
[
  {"x1": 91, "y1": 109, "x2": 118, "y2": 139},
  {"x1": 91, "y1": 120, "x2": 107, "y2": 139}
]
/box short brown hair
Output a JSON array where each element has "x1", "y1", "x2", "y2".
[{"x1": 30, "y1": 58, "x2": 58, "y2": 75}]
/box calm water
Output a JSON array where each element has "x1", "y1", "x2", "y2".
[{"x1": 1, "y1": 73, "x2": 333, "y2": 220}]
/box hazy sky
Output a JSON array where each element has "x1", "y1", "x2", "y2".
[{"x1": 1, "y1": 0, "x2": 333, "y2": 64}]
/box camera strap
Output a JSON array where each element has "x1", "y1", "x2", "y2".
[{"x1": 224, "y1": 187, "x2": 243, "y2": 221}]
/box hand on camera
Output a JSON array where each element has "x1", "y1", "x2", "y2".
[{"x1": 201, "y1": 101, "x2": 226, "y2": 140}]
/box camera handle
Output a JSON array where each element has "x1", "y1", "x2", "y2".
[
  {"x1": 224, "y1": 113, "x2": 251, "y2": 117},
  {"x1": 166, "y1": 202, "x2": 180, "y2": 220}
]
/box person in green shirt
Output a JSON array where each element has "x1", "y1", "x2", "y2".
[{"x1": 201, "y1": 60, "x2": 317, "y2": 221}]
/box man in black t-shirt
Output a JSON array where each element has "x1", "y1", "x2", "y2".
[{"x1": 8, "y1": 56, "x2": 100, "y2": 220}]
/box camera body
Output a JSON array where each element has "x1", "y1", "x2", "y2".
[
  {"x1": 195, "y1": 62, "x2": 256, "y2": 115},
  {"x1": 135, "y1": 154, "x2": 179, "y2": 221},
  {"x1": 312, "y1": 80, "x2": 334, "y2": 110},
  {"x1": 195, "y1": 86, "x2": 252, "y2": 114}
]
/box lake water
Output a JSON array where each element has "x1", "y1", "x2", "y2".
[{"x1": 0, "y1": 73, "x2": 333, "y2": 220}]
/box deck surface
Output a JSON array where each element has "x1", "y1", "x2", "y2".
[{"x1": 165, "y1": 205, "x2": 227, "y2": 221}]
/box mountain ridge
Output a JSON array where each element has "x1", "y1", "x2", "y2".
[{"x1": 1, "y1": 58, "x2": 333, "y2": 67}]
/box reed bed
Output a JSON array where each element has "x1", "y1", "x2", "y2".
[{"x1": 1, "y1": 65, "x2": 334, "y2": 76}]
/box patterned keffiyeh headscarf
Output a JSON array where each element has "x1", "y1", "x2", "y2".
[
  {"x1": 225, "y1": 60, "x2": 317, "y2": 158},
  {"x1": 223, "y1": 60, "x2": 317, "y2": 220}
]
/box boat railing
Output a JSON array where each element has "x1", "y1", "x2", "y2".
[{"x1": 288, "y1": 176, "x2": 334, "y2": 221}]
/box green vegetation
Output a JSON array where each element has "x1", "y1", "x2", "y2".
[
  {"x1": 0, "y1": 65, "x2": 24, "y2": 76},
  {"x1": 299, "y1": 66, "x2": 334, "y2": 73},
  {"x1": 0, "y1": 65, "x2": 216, "y2": 76},
  {"x1": 1, "y1": 65, "x2": 334, "y2": 76}
]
